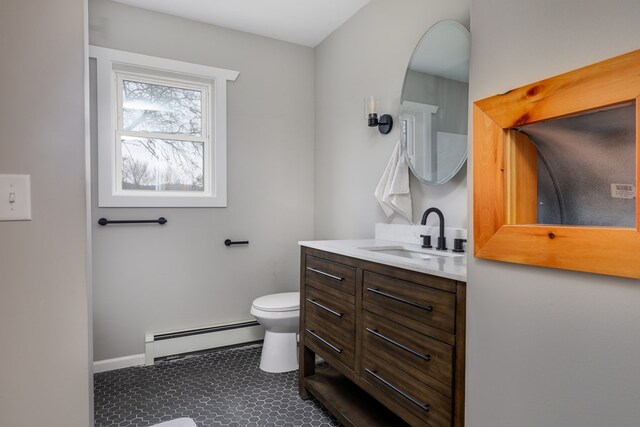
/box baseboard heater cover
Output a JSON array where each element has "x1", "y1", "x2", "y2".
[{"x1": 145, "y1": 320, "x2": 264, "y2": 366}]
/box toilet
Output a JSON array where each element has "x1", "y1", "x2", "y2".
[{"x1": 250, "y1": 292, "x2": 300, "y2": 373}]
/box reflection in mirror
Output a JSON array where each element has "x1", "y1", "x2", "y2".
[
  {"x1": 514, "y1": 102, "x2": 636, "y2": 227},
  {"x1": 401, "y1": 20, "x2": 470, "y2": 185}
]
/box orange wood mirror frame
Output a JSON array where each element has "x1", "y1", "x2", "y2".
[{"x1": 473, "y1": 50, "x2": 640, "y2": 279}]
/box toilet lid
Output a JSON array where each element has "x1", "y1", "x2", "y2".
[{"x1": 252, "y1": 292, "x2": 300, "y2": 312}]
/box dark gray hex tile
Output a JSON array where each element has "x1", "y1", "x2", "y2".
[{"x1": 94, "y1": 344, "x2": 339, "y2": 427}]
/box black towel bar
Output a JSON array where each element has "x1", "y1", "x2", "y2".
[
  {"x1": 225, "y1": 239, "x2": 249, "y2": 246},
  {"x1": 98, "y1": 217, "x2": 167, "y2": 226}
]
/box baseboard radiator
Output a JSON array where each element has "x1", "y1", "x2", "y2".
[{"x1": 145, "y1": 320, "x2": 264, "y2": 365}]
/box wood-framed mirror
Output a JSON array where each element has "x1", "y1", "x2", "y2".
[{"x1": 473, "y1": 50, "x2": 640, "y2": 279}]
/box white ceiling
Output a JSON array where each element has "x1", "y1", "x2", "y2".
[{"x1": 111, "y1": 0, "x2": 371, "y2": 47}]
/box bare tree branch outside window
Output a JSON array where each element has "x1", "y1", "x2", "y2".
[{"x1": 120, "y1": 79, "x2": 206, "y2": 192}]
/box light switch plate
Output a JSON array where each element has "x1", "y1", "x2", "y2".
[{"x1": 0, "y1": 174, "x2": 31, "y2": 221}]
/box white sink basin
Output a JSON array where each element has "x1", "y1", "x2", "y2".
[{"x1": 359, "y1": 245, "x2": 464, "y2": 259}]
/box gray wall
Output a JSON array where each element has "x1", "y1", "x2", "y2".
[
  {"x1": 313, "y1": 0, "x2": 470, "y2": 239},
  {"x1": 89, "y1": 0, "x2": 315, "y2": 360},
  {"x1": 0, "y1": 0, "x2": 90, "y2": 426},
  {"x1": 467, "y1": 0, "x2": 640, "y2": 425}
]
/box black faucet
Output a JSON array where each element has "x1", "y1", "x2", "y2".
[{"x1": 420, "y1": 207, "x2": 447, "y2": 251}]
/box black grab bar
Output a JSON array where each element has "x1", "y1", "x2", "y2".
[
  {"x1": 98, "y1": 217, "x2": 167, "y2": 226},
  {"x1": 225, "y1": 239, "x2": 249, "y2": 246}
]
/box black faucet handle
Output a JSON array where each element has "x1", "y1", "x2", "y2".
[
  {"x1": 419, "y1": 234, "x2": 432, "y2": 248},
  {"x1": 452, "y1": 238, "x2": 467, "y2": 253}
]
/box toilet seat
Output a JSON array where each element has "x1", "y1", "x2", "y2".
[{"x1": 251, "y1": 292, "x2": 299, "y2": 312}]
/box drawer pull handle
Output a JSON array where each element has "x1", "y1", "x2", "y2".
[
  {"x1": 366, "y1": 287, "x2": 433, "y2": 312},
  {"x1": 306, "y1": 298, "x2": 343, "y2": 317},
  {"x1": 365, "y1": 368, "x2": 430, "y2": 412},
  {"x1": 307, "y1": 267, "x2": 344, "y2": 282},
  {"x1": 306, "y1": 329, "x2": 343, "y2": 354},
  {"x1": 366, "y1": 328, "x2": 431, "y2": 362}
]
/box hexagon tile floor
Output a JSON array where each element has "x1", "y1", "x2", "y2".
[{"x1": 94, "y1": 344, "x2": 340, "y2": 427}]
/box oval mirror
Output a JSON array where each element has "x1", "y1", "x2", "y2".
[{"x1": 400, "y1": 20, "x2": 470, "y2": 185}]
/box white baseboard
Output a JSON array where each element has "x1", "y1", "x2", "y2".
[{"x1": 93, "y1": 353, "x2": 145, "y2": 373}]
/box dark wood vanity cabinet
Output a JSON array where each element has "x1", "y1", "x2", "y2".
[{"x1": 299, "y1": 246, "x2": 466, "y2": 427}]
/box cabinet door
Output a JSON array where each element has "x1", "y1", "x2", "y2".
[
  {"x1": 305, "y1": 255, "x2": 356, "y2": 296},
  {"x1": 362, "y1": 310, "x2": 453, "y2": 397},
  {"x1": 361, "y1": 351, "x2": 452, "y2": 427},
  {"x1": 305, "y1": 308, "x2": 355, "y2": 370},
  {"x1": 305, "y1": 286, "x2": 355, "y2": 333},
  {"x1": 363, "y1": 271, "x2": 456, "y2": 333}
]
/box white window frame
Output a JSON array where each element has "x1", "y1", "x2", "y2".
[{"x1": 90, "y1": 46, "x2": 239, "y2": 207}]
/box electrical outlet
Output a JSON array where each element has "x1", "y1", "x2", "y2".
[{"x1": 0, "y1": 174, "x2": 31, "y2": 221}]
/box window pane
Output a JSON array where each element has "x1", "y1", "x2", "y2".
[
  {"x1": 122, "y1": 80, "x2": 202, "y2": 136},
  {"x1": 121, "y1": 137, "x2": 204, "y2": 192}
]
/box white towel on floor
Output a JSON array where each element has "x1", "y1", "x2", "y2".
[
  {"x1": 151, "y1": 418, "x2": 197, "y2": 427},
  {"x1": 374, "y1": 140, "x2": 412, "y2": 223}
]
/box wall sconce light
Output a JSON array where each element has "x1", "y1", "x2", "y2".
[{"x1": 365, "y1": 96, "x2": 393, "y2": 134}]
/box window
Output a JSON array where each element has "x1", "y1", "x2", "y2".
[
  {"x1": 117, "y1": 74, "x2": 208, "y2": 193},
  {"x1": 91, "y1": 46, "x2": 238, "y2": 207}
]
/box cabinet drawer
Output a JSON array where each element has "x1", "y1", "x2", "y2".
[
  {"x1": 362, "y1": 351, "x2": 452, "y2": 427},
  {"x1": 305, "y1": 255, "x2": 356, "y2": 296},
  {"x1": 363, "y1": 310, "x2": 453, "y2": 396},
  {"x1": 305, "y1": 306, "x2": 355, "y2": 370},
  {"x1": 305, "y1": 286, "x2": 354, "y2": 333},
  {"x1": 363, "y1": 271, "x2": 455, "y2": 333}
]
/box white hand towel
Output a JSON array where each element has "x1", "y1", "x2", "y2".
[
  {"x1": 374, "y1": 140, "x2": 413, "y2": 223},
  {"x1": 151, "y1": 418, "x2": 197, "y2": 427}
]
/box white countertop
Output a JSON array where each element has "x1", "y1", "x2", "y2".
[{"x1": 299, "y1": 239, "x2": 467, "y2": 282}]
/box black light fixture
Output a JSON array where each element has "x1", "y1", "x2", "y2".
[{"x1": 365, "y1": 96, "x2": 393, "y2": 134}]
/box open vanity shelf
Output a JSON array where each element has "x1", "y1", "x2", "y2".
[{"x1": 299, "y1": 246, "x2": 466, "y2": 427}]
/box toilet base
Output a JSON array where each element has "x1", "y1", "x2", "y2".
[{"x1": 259, "y1": 331, "x2": 298, "y2": 373}]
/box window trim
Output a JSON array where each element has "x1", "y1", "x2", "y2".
[{"x1": 90, "y1": 46, "x2": 239, "y2": 207}]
